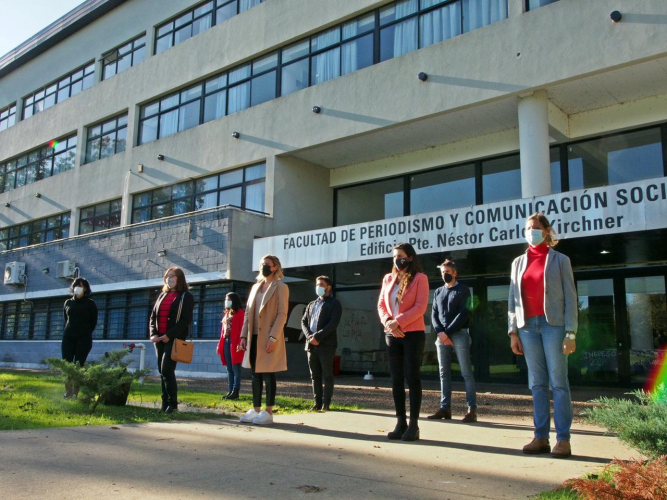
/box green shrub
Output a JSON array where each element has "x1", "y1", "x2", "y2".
[
  {"x1": 46, "y1": 349, "x2": 149, "y2": 413},
  {"x1": 584, "y1": 385, "x2": 667, "y2": 459}
]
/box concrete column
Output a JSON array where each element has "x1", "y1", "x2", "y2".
[
  {"x1": 69, "y1": 207, "x2": 80, "y2": 237},
  {"x1": 518, "y1": 90, "x2": 551, "y2": 198},
  {"x1": 144, "y1": 24, "x2": 156, "y2": 57},
  {"x1": 508, "y1": 0, "x2": 525, "y2": 18}
]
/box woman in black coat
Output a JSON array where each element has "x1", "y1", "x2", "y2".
[
  {"x1": 149, "y1": 267, "x2": 194, "y2": 414},
  {"x1": 62, "y1": 277, "x2": 98, "y2": 398}
]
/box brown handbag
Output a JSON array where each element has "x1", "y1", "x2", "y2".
[{"x1": 171, "y1": 294, "x2": 194, "y2": 364}]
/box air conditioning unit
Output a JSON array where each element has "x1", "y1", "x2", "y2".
[
  {"x1": 56, "y1": 260, "x2": 77, "y2": 279},
  {"x1": 4, "y1": 262, "x2": 26, "y2": 285}
]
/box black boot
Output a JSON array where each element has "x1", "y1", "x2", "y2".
[
  {"x1": 160, "y1": 400, "x2": 169, "y2": 412},
  {"x1": 222, "y1": 390, "x2": 233, "y2": 400},
  {"x1": 227, "y1": 388, "x2": 239, "y2": 400},
  {"x1": 388, "y1": 417, "x2": 408, "y2": 440},
  {"x1": 401, "y1": 419, "x2": 420, "y2": 442}
]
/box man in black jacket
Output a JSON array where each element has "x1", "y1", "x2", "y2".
[{"x1": 301, "y1": 275, "x2": 343, "y2": 411}]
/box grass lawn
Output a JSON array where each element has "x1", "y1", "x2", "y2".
[{"x1": 0, "y1": 370, "x2": 358, "y2": 431}]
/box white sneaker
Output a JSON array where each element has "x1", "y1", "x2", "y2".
[
  {"x1": 252, "y1": 410, "x2": 274, "y2": 425},
  {"x1": 239, "y1": 409, "x2": 259, "y2": 423}
]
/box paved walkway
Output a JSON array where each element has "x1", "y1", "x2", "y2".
[{"x1": 0, "y1": 408, "x2": 636, "y2": 500}]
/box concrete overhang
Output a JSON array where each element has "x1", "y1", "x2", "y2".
[{"x1": 287, "y1": 55, "x2": 667, "y2": 172}]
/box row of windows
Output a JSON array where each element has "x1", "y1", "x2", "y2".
[
  {"x1": 0, "y1": 162, "x2": 265, "y2": 251},
  {"x1": 23, "y1": 63, "x2": 95, "y2": 120},
  {"x1": 0, "y1": 282, "x2": 249, "y2": 340},
  {"x1": 0, "y1": 213, "x2": 71, "y2": 252},
  {"x1": 155, "y1": 0, "x2": 264, "y2": 55},
  {"x1": 138, "y1": 0, "x2": 509, "y2": 144},
  {"x1": 0, "y1": 136, "x2": 77, "y2": 194},
  {"x1": 102, "y1": 34, "x2": 147, "y2": 80},
  {"x1": 335, "y1": 125, "x2": 667, "y2": 225},
  {"x1": 85, "y1": 114, "x2": 128, "y2": 164},
  {"x1": 132, "y1": 163, "x2": 266, "y2": 223}
]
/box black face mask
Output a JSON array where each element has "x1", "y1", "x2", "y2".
[
  {"x1": 444, "y1": 273, "x2": 454, "y2": 284},
  {"x1": 261, "y1": 265, "x2": 273, "y2": 277},
  {"x1": 395, "y1": 258, "x2": 409, "y2": 271}
]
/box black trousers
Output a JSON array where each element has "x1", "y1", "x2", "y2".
[
  {"x1": 250, "y1": 336, "x2": 276, "y2": 407},
  {"x1": 61, "y1": 336, "x2": 93, "y2": 367},
  {"x1": 307, "y1": 344, "x2": 336, "y2": 407},
  {"x1": 155, "y1": 342, "x2": 178, "y2": 408},
  {"x1": 385, "y1": 331, "x2": 425, "y2": 421}
]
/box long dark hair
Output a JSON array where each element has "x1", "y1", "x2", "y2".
[
  {"x1": 392, "y1": 242, "x2": 423, "y2": 302},
  {"x1": 224, "y1": 292, "x2": 242, "y2": 314},
  {"x1": 70, "y1": 277, "x2": 92, "y2": 297},
  {"x1": 162, "y1": 267, "x2": 190, "y2": 293}
]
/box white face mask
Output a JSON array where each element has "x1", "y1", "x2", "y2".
[
  {"x1": 526, "y1": 229, "x2": 545, "y2": 246},
  {"x1": 73, "y1": 286, "x2": 84, "y2": 297},
  {"x1": 167, "y1": 277, "x2": 177, "y2": 289},
  {"x1": 316, "y1": 286, "x2": 327, "y2": 297},
  {"x1": 225, "y1": 300, "x2": 233, "y2": 308}
]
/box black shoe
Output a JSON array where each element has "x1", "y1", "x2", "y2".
[
  {"x1": 426, "y1": 408, "x2": 451, "y2": 420},
  {"x1": 322, "y1": 404, "x2": 330, "y2": 412},
  {"x1": 160, "y1": 401, "x2": 169, "y2": 412},
  {"x1": 222, "y1": 390, "x2": 233, "y2": 400},
  {"x1": 401, "y1": 423, "x2": 420, "y2": 442},
  {"x1": 165, "y1": 406, "x2": 177, "y2": 415},
  {"x1": 227, "y1": 389, "x2": 239, "y2": 400},
  {"x1": 310, "y1": 404, "x2": 322, "y2": 412},
  {"x1": 388, "y1": 419, "x2": 408, "y2": 440}
]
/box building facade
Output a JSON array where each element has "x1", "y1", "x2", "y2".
[{"x1": 0, "y1": 0, "x2": 666, "y2": 384}]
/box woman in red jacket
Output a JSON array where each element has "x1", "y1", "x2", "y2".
[
  {"x1": 218, "y1": 292, "x2": 245, "y2": 400},
  {"x1": 377, "y1": 242, "x2": 430, "y2": 442}
]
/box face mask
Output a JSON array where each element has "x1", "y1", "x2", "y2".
[
  {"x1": 316, "y1": 286, "x2": 326, "y2": 297},
  {"x1": 261, "y1": 264, "x2": 273, "y2": 277},
  {"x1": 395, "y1": 258, "x2": 409, "y2": 271},
  {"x1": 167, "y1": 277, "x2": 177, "y2": 289},
  {"x1": 73, "y1": 286, "x2": 84, "y2": 297},
  {"x1": 225, "y1": 300, "x2": 233, "y2": 308},
  {"x1": 444, "y1": 273, "x2": 454, "y2": 284},
  {"x1": 526, "y1": 229, "x2": 545, "y2": 246}
]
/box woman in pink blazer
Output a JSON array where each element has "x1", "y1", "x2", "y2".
[
  {"x1": 217, "y1": 292, "x2": 245, "y2": 400},
  {"x1": 377, "y1": 242, "x2": 429, "y2": 441}
]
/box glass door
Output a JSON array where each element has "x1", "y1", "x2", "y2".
[
  {"x1": 486, "y1": 284, "x2": 522, "y2": 380},
  {"x1": 572, "y1": 279, "x2": 618, "y2": 383},
  {"x1": 625, "y1": 276, "x2": 667, "y2": 386}
]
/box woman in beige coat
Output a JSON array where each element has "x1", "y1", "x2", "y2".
[{"x1": 238, "y1": 254, "x2": 289, "y2": 425}]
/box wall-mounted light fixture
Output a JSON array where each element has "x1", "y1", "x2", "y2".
[
  {"x1": 418, "y1": 72, "x2": 428, "y2": 82},
  {"x1": 4, "y1": 202, "x2": 9, "y2": 208},
  {"x1": 232, "y1": 131, "x2": 240, "y2": 139},
  {"x1": 137, "y1": 163, "x2": 144, "y2": 173},
  {"x1": 42, "y1": 268, "x2": 50, "y2": 275},
  {"x1": 312, "y1": 106, "x2": 322, "y2": 114},
  {"x1": 35, "y1": 192, "x2": 41, "y2": 198},
  {"x1": 157, "y1": 249, "x2": 167, "y2": 257},
  {"x1": 610, "y1": 11, "x2": 622, "y2": 23},
  {"x1": 157, "y1": 154, "x2": 165, "y2": 161}
]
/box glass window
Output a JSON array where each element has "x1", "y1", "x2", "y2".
[
  {"x1": 462, "y1": 0, "x2": 508, "y2": 32},
  {"x1": 342, "y1": 34, "x2": 374, "y2": 76},
  {"x1": 281, "y1": 59, "x2": 309, "y2": 96},
  {"x1": 410, "y1": 164, "x2": 475, "y2": 214},
  {"x1": 0, "y1": 104, "x2": 17, "y2": 131},
  {"x1": 311, "y1": 48, "x2": 341, "y2": 85},
  {"x1": 337, "y1": 178, "x2": 404, "y2": 225},
  {"x1": 282, "y1": 40, "x2": 309, "y2": 63},
  {"x1": 102, "y1": 34, "x2": 147, "y2": 80},
  {"x1": 131, "y1": 163, "x2": 266, "y2": 222},
  {"x1": 527, "y1": 0, "x2": 559, "y2": 10},
  {"x1": 380, "y1": 17, "x2": 418, "y2": 61},
  {"x1": 482, "y1": 154, "x2": 521, "y2": 203},
  {"x1": 79, "y1": 199, "x2": 122, "y2": 234},
  {"x1": 380, "y1": 0, "x2": 419, "y2": 25},
  {"x1": 0, "y1": 212, "x2": 71, "y2": 250},
  {"x1": 549, "y1": 147, "x2": 561, "y2": 193},
  {"x1": 85, "y1": 114, "x2": 129, "y2": 163},
  {"x1": 420, "y1": 1, "x2": 462, "y2": 48},
  {"x1": 568, "y1": 128, "x2": 663, "y2": 191},
  {"x1": 251, "y1": 71, "x2": 277, "y2": 106}
]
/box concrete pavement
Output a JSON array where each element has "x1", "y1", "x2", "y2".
[{"x1": 0, "y1": 409, "x2": 636, "y2": 499}]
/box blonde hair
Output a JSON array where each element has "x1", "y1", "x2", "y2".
[
  {"x1": 526, "y1": 212, "x2": 559, "y2": 247},
  {"x1": 256, "y1": 254, "x2": 284, "y2": 282}
]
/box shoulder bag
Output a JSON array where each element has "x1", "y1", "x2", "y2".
[{"x1": 171, "y1": 293, "x2": 194, "y2": 363}]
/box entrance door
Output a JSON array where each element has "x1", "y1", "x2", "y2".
[
  {"x1": 571, "y1": 279, "x2": 618, "y2": 384},
  {"x1": 625, "y1": 276, "x2": 667, "y2": 386}
]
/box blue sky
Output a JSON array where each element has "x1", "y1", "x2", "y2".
[{"x1": 0, "y1": 0, "x2": 84, "y2": 57}]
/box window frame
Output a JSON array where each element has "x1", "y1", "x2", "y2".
[
  {"x1": 0, "y1": 212, "x2": 71, "y2": 252},
  {"x1": 85, "y1": 114, "x2": 129, "y2": 164},
  {"x1": 0, "y1": 103, "x2": 17, "y2": 131},
  {"x1": 79, "y1": 199, "x2": 123, "y2": 235},
  {"x1": 102, "y1": 34, "x2": 147, "y2": 80}
]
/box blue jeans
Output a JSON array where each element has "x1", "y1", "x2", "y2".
[
  {"x1": 223, "y1": 338, "x2": 241, "y2": 392},
  {"x1": 519, "y1": 315, "x2": 573, "y2": 442},
  {"x1": 436, "y1": 329, "x2": 477, "y2": 411}
]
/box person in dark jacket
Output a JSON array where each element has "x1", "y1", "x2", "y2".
[
  {"x1": 427, "y1": 259, "x2": 477, "y2": 423},
  {"x1": 149, "y1": 267, "x2": 194, "y2": 414},
  {"x1": 62, "y1": 277, "x2": 98, "y2": 398},
  {"x1": 301, "y1": 276, "x2": 342, "y2": 411}
]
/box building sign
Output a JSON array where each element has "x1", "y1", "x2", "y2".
[{"x1": 254, "y1": 178, "x2": 667, "y2": 268}]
